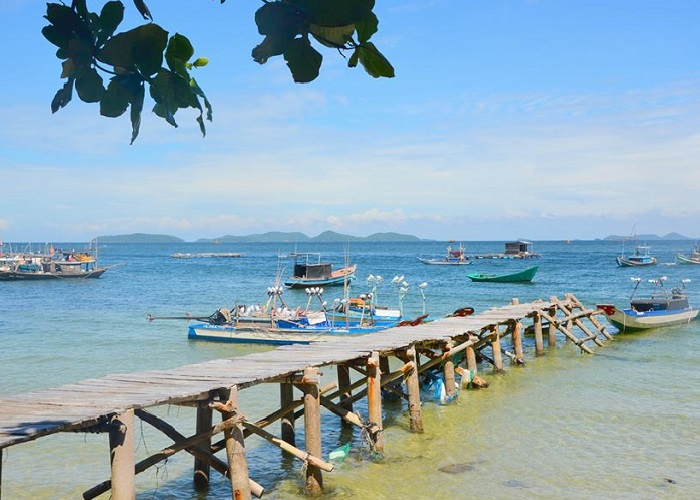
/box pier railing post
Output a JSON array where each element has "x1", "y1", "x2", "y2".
[
  {"x1": 302, "y1": 367, "x2": 323, "y2": 495},
  {"x1": 367, "y1": 351, "x2": 385, "y2": 452},
  {"x1": 194, "y1": 401, "x2": 213, "y2": 489},
  {"x1": 280, "y1": 382, "x2": 296, "y2": 446},
  {"x1": 109, "y1": 409, "x2": 135, "y2": 500},
  {"x1": 220, "y1": 386, "x2": 251, "y2": 500}
]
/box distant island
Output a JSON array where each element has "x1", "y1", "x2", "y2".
[
  {"x1": 96, "y1": 231, "x2": 424, "y2": 243},
  {"x1": 602, "y1": 232, "x2": 696, "y2": 242}
]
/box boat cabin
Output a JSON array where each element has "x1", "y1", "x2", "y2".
[
  {"x1": 631, "y1": 294, "x2": 690, "y2": 312},
  {"x1": 505, "y1": 240, "x2": 535, "y2": 257},
  {"x1": 290, "y1": 253, "x2": 333, "y2": 280}
]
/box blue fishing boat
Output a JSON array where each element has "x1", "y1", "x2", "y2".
[
  {"x1": 616, "y1": 241, "x2": 657, "y2": 267},
  {"x1": 597, "y1": 277, "x2": 698, "y2": 331}
]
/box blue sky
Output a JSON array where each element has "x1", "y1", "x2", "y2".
[{"x1": 2, "y1": 1, "x2": 700, "y2": 242}]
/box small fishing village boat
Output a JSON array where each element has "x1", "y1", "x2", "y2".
[
  {"x1": 0, "y1": 242, "x2": 107, "y2": 281},
  {"x1": 597, "y1": 277, "x2": 698, "y2": 331},
  {"x1": 283, "y1": 252, "x2": 356, "y2": 288},
  {"x1": 170, "y1": 252, "x2": 244, "y2": 258},
  {"x1": 615, "y1": 241, "x2": 657, "y2": 267},
  {"x1": 676, "y1": 243, "x2": 700, "y2": 265},
  {"x1": 466, "y1": 265, "x2": 539, "y2": 283},
  {"x1": 418, "y1": 243, "x2": 472, "y2": 265}
]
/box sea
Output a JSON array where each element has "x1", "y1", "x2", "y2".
[{"x1": 1, "y1": 239, "x2": 699, "y2": 499}]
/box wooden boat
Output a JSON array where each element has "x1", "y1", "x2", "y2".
[
  {"x1": 616, "y1": 242, "x2": 657, "y2": 267},
  {"x1": 676, "y1": 244, "x2": 700, "y2": 265},
  {"x1": 283, "y1": 253, "x2": 356, "y2": 288},
  {"x1": 597, "y1": 277, "x2": 698, "y2": 331},
  {"x1": 418, "y1": 244, "x2": 472, "y2": 265},
  {"x1": 466, "y1": 265, "x2": 538, "y2": 283},
  {"x1": 0, "y1": 242, "x2": 107, "y2": 281}
]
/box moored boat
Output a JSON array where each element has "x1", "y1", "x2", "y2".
[
  {"x1": 616, "y1": 242, "x2": 657, "y2": 267},
  {"x1": 597, "y1": 277, "x2": 698, "y2": 331},
  {"x1": 466, "y1": 265, "x2": 538, "y2": 283},
  {"x1": 676, "y1": 243, "x2": 700, "y2": 265},
  {"x1": 283, "y1": 252, "x2": 356, "y2": 288},
  {"x1": 0, "y1": 241, "x2": 107, "y2": 281},
  {"x1": 418, "y1": 244, "x2": 472, "y2": 265}
]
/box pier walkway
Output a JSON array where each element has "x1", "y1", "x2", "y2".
[{"x1": 0, "y1": 293, "x2": 612, "y2": 499}]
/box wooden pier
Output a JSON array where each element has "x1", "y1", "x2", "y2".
[{"x1": 0, "y1": 293, "x2": 612, "y2": 499}]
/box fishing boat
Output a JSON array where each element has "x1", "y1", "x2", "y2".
[
  {"x1": 283, "y1": 252, "x2": 356, "y2": 288},
  {"x1": 676, "y1": 243, "x2": 700, "y2": 265},
  {"x1": 418, "y1": 244, "x2": 472, "y2": 265},
  {"x1": 616, "y1": 241, "x2": 657, "y2": 267},
  {"x1": 466, "y1": 265, "x2": 538, "y2": 283},
  {"x1": 0, "y1": 242, "x2": 107, "y2": 281},
  {"x1": 597, "y1": 277, "x2": 698, "y2": 331}
]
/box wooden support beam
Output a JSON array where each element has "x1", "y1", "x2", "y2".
[
  {"x1": 533, "y1": 312, "x2": 544, "y2": 356},
  {"x1": 336, "y1": 364, "x2": 353, "y2": 414},
  {"x1": 490, "y1": 326, "x2": 504, "y2": 372},
  {"x1": 511, "y1": 320, "x2": 525, "y2": 364},
  {"x1": 367, "y1": 352, "x2": 384, "y2": 453},
  {"x1": 219, "y1": 386, "x2": 252, "y2": 500},
  {"x1": 442, "y1": 343, "x2": 457, "y2": 400},
  {"x1": 280, "y1": 382, "x2": 296, "y2": 447},
  {"x1": 538, "y1": 310, "x2": 594, "y2": 354},
  {"x1": 566, "y1": 293, "x2": 614, "y2": 340},
  {"x1": 302, "y1": 367, "x2": 323, "y2": 494},
  {"x1": 241, "y1": 421, "x2": 334, "y2": 473},
  {"x1": 194, "y1": 402, "x2": 213, "y2": 490},
  {"x1": 548, "y1": 303, "x2": 557, "y2": 346},
  {"x1": 109, "y1": 409, "x2": 135, "y2": 500},
  {"x1": 402, "y1": 346, "x2": 423, "y2": 433},
  {"x1": 320, "y1": 396, "x2": 365, "y2": 428}
]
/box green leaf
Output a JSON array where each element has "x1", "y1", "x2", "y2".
[
  {"x1": 303, "y1": 0, "x2": 374, "y2": 26},
  {"x1": 355, "y1": 11, "x2": 378, "y2": 43},
  {"x1": 129, "y1": 82, "x2": 145, "y2": 144},
  {"x1": 192, "y1": 57, "x2": 209, "y2": 68},
  {"x1": 149, "y1": 69, "x2": 191, "y2": 127},
  {"x1": 132, "y1": 0, "x2": 152, "y2": 21},
  {"x1": 284, "y1": 37, "x2": 322, "y2": 83},
  {"x1": 75, "y1": 67, "x2": 105, "y2": 103},
  {"x1": 255, "y1": 2, "x2": 303, "y2": 36},
  {"x1": 252, "y1": 33, "x2": 295, "y2": 64},
  {"x1": 72, "y1": 0, "x2": 89, "y2": 19},
  {"x1": 357, "y1": 42, "x2": 394, "y2": 78},
  {"x1": 100, "y1": 75, "x2": 132, "y2": 117},
  {"x1": 190, "y1": 77, "x2": 213, "y2": 122},
  {"x1": 348, "y1": 47, "x2": 359, "y2": 68},
  {"x1": 309, "y1": 23, "x2": 355, "y2": 48},
  {"x1": 165, "y1": 33, "x2": 194, "y2": 79},
  {"x1": 98, "y1": 24, "x2": 168, "y2": 76},
  {"x1": 67, "y1": 37, "x2": 93, "y2": 67},
  {"x1": 42, "y1": 25, "x2": 68, "y2": 49},
  {"x1": 51, "y1": 77, "x2": 75, "y2": 113},
  {"x1": 60, "y1": 59, "x2": 75, "y2": 78},
  {"x1": 97, "y1": 1, "x2": 125, "y2": 46}
]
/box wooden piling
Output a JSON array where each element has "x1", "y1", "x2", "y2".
[
  {"x1": 443, "y1": 343, "x2": 457, "y2": 400},
  {"x1": 336, "y1": 364, "x2": 353, "y2": 414},
  {"x1": 533, "y1": 312, "x2": 544, "y2": 356},
  {"x1": 280, "y1": 382, "x2": 296, "y2": 446},
  {"x1": 490, "y1": 326, "x2": 504, "y2": 372},
  {"x1": 367, "y1": 351, "x2": 385, "y2": 452},
  {"x1": 400, "y1": 346, "x2": 423, "y2": 433},
  {"x1": 220, "y1": 386, "x2": 251, "y2": 500},
  {"x1": 511, "y1": 321, "x2": 524, "y2": 363},
  {"x1": 302, "y1": 367, "x2": 323, "y2": 495},
  {"x1": 548, "y1": 303, "x2": 557, "y2": 346},
  {"x1": 109, "y1": 409, "x2": 135, "y2": 500},
  {"x1": 194, "y1": 402, "x2": 213, "y2": 489}
]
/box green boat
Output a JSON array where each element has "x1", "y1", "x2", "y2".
[{"x1": 466, "y1": 265, "x2": 538, "y2": 283}]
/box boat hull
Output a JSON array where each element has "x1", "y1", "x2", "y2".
[
  {"x1": 188, "y1": 322, "x2": 388, "y2": 345},
  {"x1": 676, "y1": 253, "x2": 700, "y2": 265},
  {"x1": 467, "y1": 266, "x2": 538, "y2": 283},
  {"x1": 418, "y1": 258, "x2": 472, "y2": 265},
  {"x1": 0, "y1": 268, "x2": 107, "y2": 281},
  {"x1": 597, "y1": 304, "x2": 698, "y2": 331},
  {"x1": 615, "y1": 256, "x2": 657, "y2": 267}
]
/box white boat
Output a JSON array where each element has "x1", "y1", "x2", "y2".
[
  {"x1": 418, "y1": 244, "x2": 471, "y2": 265},
  {"x1": 597, "y1": 277, "x2": 698, "y2": 331},
  {"x1": 676, "y1": 243, "x2": 700, "y2": 265}
]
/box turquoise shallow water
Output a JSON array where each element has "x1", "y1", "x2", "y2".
[{"x1": 2, "y1": 240, "x2": 700, "y2": 498}]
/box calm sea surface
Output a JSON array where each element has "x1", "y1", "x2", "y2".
[{"x1": 2, "y1": 240, "x2": 699, "y2": 499}]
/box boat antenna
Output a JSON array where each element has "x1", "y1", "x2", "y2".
[
  {"x1": 630, "y1": 277, "x2": 642, "y2": 300},
  {"x1": 418, "y1": 282, "x2": 428, "y2": 315}
]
